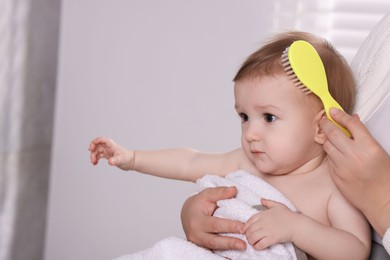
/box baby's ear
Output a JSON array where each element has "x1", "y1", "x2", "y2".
[{"x1": 314, "y1": 109, "x2": 326, "y2": 144}]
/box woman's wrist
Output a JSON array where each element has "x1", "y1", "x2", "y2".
[
  {"x1": 378, "y1": 212, "x2": 390, "y2": 238},
  {"x1": 365, "y1": 203, "x2": 390, "y2": 238}
]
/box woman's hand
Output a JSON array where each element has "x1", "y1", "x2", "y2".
[
  {"x1": 320, "y1": 108, "x2": 390, "y2": 236},
  {"x1": 181, "y1": 186, "x2": 246, "y2": 250}
]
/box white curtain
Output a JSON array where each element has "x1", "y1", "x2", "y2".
[
  {"x1": 0, "y1": 0, "x2": 60, "y2": 259},
  {"x1": 273, "y1": 0, "x2": 390, "y2": 62}
]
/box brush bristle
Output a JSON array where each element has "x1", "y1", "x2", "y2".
[{"x1": 281, "y1": 47, "x2": 312, "y2": 95}]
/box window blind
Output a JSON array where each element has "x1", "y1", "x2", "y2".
[{"x1": 273, "y1": 0, "x2": 390, "y2": 62}]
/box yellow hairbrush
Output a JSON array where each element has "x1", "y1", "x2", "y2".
[{"x1": 282, "y1": 40, "x2": 351, "y2": 137}]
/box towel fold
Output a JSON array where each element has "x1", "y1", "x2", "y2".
[{"x1": 115, "y1": 170, "x2": 301, "y2": 259}]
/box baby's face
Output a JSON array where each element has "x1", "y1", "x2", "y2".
[{"x1": 234, "y1": 74, "x2": 324, "y2": 175}]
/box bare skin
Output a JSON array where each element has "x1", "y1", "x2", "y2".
[
  {"x1": 321, "y1": 108, "x2": 390, "y2": 238},
  {"x1": 89, "y1": 76, "x2": 371, "y2": 259}
]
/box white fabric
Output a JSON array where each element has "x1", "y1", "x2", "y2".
[
  {"x1": 382, "y1": 228, "x2": 390, "y2": 255},
  {"x1": 117, "y1": 171, "x2": 298, "y2": 260},
  {"x1": 366, "y1": 96, "x2": 390, "y2": 161},
  {"x1": 114, "y1": 236, "x2": 224, "y2": 260},
  {"x1": 351, "y1": 13, "x2": 390, "y2": 123},
  {"x1": 197, "y1": 171, "x2": 297, "y2": 260}
]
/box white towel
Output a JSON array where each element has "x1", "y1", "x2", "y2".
[
  {"x1": 197, "y1": 170, "x2": 298, "y2": 260},
  {"x1": 116, "y1": 170, "x2": 299, "y2": 260},
  {"x1": 114, "y1": 236, "x2": 225, "y2": 260},
  {"x1": 351, "y1": 13, "x2": 390, "y2": 123}
]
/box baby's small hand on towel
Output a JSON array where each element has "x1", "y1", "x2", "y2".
[{"x1": 245, "y1": 198, "x2": 297, "y2": 251}]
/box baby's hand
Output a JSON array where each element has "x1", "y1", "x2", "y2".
[
  {"x1": 245, "y1": 198, "x2": 297, "y2": 250},
  {"x1": 89, "y1": 137, "x2": 135, "y2": 171}
]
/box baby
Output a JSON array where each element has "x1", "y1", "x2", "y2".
[{"x1": 89, "y1": 31, "x2": 371, "y2": 259}]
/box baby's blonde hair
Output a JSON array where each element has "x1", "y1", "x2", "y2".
[{"x1": 233, "y1": 31, "x2": 356, "y2": 114}]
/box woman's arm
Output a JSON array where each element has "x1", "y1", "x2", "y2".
[{"x1": 320, "y1": 108, "x2": 390, "y2": 237}]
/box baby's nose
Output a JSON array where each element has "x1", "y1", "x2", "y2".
[{"x1": 244, "y1": 123, "x2": 262, "y2": 142}]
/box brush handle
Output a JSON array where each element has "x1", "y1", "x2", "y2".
[{"x1": 322, "y1": 95, "x2": 351, "y2": 137}]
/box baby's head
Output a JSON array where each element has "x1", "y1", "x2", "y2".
[
  {"x1": 234, "y1": 31, "x2": 355, "y2": 113},
  {"x1": 233, "y1": 31, "x2": 356, "y2": 175}
]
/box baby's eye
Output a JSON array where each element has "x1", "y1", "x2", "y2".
[
  {"x1": 239, "y1": 113, "x2": 249, "y2": 122},
  {"x1": 264, "y1": 113, "x2": 277, "y2": 123}
]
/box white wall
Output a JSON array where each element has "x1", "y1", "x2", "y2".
[{"x1": 44, "y1": 1, "x2": 275, "y2": 259}]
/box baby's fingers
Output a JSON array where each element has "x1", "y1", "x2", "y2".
[
  {"x1": 244, "y1": 212, "x2": 261, "y2": 230},
  {"x1": 91, "y1": 137, "x2": 116, "y2": 151},
  {"x1": 108, "y1": 156, "x2": 120, "y2": 166},
  {"x1": 253, "y1": 236, "x2": 273, "y2": 251},
  {"x1": 245, "y1": 225, "x2": 264, "y2": 248},
  {"x1": 88, "y1": 142, "x2": 95, "y2": 151},
  {"x1": 246, "y1": 224, "x2": 275, "y2": 251},
  {"x1": 90, "y1": 149, "x2": 101, "y2": 165}
]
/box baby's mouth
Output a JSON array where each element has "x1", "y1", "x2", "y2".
[{"x1": 251, "y1": 149, "x2": 265, "y2": 158}]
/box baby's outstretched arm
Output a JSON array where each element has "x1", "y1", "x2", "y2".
[{"x1": 89, "y1": 137, "x2": 243, "y2": 182}]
